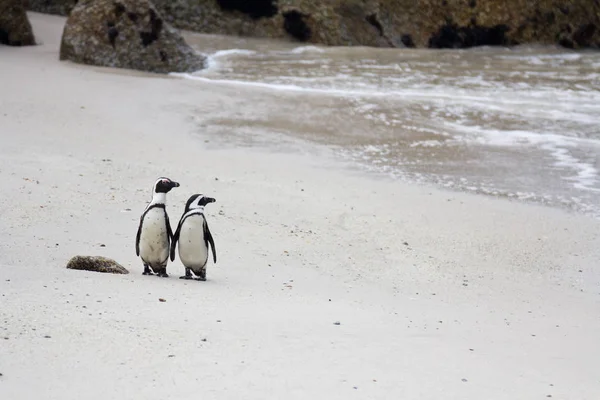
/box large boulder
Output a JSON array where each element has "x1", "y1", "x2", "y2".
[
  {"x1": 59, "y1": 0, "x2": 206, "y2": 74},
  {"x1": 66, "y1": 255, "x2": 130, "y2": 274},
  {"x1": 0, "y1": 0, "x2": 36, "y2": 46},
  {"x1": 31, "y1": 0, "x2": 600, "y2": 49}
]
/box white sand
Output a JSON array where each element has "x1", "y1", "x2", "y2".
[{"x1": 1, "y1": 13, "x2": 599, "y2": 400}]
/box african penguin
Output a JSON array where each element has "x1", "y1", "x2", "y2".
[
  {"x1": 170, "y1": 194, "x2": 217, "y2": 281},
  {"x1": 135, "y1": 177, "x2": 180, "y2": 277}
]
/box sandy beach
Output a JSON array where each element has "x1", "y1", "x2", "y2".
[{"x1": 1, "y1": 13, "x2": 599, "y2": 400}]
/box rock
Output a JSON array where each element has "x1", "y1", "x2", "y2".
[
  {"x1": 25, "y1": 0, "x2": 76, "y2": 16},
  {"x1": 378, "y1": 0, "x2": 600, "y2": 49},
  {"x1": 0, "y1": 0, "x2": 36, "y2": 46},
  {"x1": 66, "y1": 255, "x2": 129, "y2": 274},
  {"x1": 31, "y1": 0, "x2": 600, "y2": 49},
  {"x1": 59, "y1": 0, "x2": 206, "y2": 74}
]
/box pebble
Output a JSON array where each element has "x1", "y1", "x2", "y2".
[
  {"x1": 159, "y1": 298, "x2": 166, "y2": 302},
  {"x1": 44, "y1": 335, "x2": 51, "y2": 339},
  {"x1": 334, "y1": 321, "x2": 341, "y2": 326}
]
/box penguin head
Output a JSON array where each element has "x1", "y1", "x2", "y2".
[
  {"x1": 154, "y1": 177, "x2": 180, "y2": 193},
  {"x1": 185, "y1": 194, "x2": 216, "y2": 211}
]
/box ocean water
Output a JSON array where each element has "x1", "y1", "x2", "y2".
[{"x1": 179, "y1": 33, "x2": 600, "y2": 218}]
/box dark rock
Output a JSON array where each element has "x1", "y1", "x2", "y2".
[
  {"x1": 573, "y1": 23, "x2": 597, "y2": 46},
  {"x1": 0, "y1": 0, "x2": 36, "y2": 46},
  {"x1": 558, "y1": 36, "x2": 575, "y2": 49},
  {"x1": 107, "y1": 25, "x2": 119, "y2": 47},
  {"x1": 429, "y1": 22, "x2": 510, "y2": 48},
  {"x1": 26, "y1": 0, "x2": 76, "y2": 16},
  {"x1": 66, "y1": 255, "x2": 129, "y2": 274},
  {"x1": 27, "y1": 0, "x2": 600, "y2": 49},
  {"x1": 366, "y1": 13, "x2": 384, "y2": 36},
  {"x1": 217, "y1": 0, "x2": 278, "y2": 19},
  {"x1": 283, "y1": 10, "x2": 310, "y2": 42},
  {"x1": 59, "y1": 0, "x2": 206, "y2": 74},
  {"x1": 401, "y1": 33, "x2": 415, "y2": 48}
]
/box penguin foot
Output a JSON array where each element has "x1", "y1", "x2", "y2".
[
  {"x1": 179, "y1": 275, "x2": 193, "y2": 280},
  {"x1": 194, "y1": 277, "x2": 207, "y2": 281},
  {"x1": 157, "y1": 272, "x2": 169, "y2": 278},
  {"x1": 142, "y1": 265, "x2": 154, "y2": 275}
]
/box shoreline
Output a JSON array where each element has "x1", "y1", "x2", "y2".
[
  {"x1": 176, "y1": 34, "x2": 600, "y2": 220},
  {"x1": 1, "y1": 12, "x2": 599, "y2": 400}
]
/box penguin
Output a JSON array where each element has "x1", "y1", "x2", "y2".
[
  {"x1": 135, "y1": 177, "x2": 180, "y2": 277},
  {"x1": 170, "y1": 194, "x2": 217, "y2": 281}
]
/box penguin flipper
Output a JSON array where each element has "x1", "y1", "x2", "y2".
[
  {"x1": 204, "y1": 221, "x2": 217, "y2": 264},
  {"x1": 135, "y1": 216, "x2": 143, "y2": 257},
  {"x1": 165, "y1": 212, "x2": 174, "y2": 244},
  {"x1": 170, "y1": 218, "x2": 182, "y2": 262}
]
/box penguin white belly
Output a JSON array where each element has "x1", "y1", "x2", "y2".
[
  {"x1": 178, "y1": 216, "x2": 208, "y2": 270},
  {"x1": 139, "y1": 208, "x2": 169, "y2": 266}
]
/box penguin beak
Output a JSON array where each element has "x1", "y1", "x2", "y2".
[
  {"x1": 171, "y1": 181, "x2": 180, "y2": 188},
  {"x1": 207, "y1": 197, "x2": 216, "y2": 203}
]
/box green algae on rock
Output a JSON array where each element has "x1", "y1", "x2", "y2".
[{"x1": 59, "y1": 0, "x2": 206, "y2": 74}]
